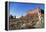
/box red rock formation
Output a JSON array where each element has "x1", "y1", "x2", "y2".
[{"x1": 26, "y1": 8, "x2": 41, "y2": 17}]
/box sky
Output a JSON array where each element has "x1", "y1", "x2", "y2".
[{"x1": 8, "y1": 2, "x2": 44, "y2": 18}]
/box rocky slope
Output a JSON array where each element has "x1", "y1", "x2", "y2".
[{"x1": 9, "y1": 8, "x2": 44, "y2": 30}]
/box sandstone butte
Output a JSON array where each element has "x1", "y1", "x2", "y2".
[{"x1": 26, "y1": 8, "x2": 44, "y2": 17}]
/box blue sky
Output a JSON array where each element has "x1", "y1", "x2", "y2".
[{"x1": 8, "y1": 2, "x2": 44, "y2": 18}]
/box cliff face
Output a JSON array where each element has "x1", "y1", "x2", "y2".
[{"x1": 9, "y1": 8, "x2": 44, "y2": 30}]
